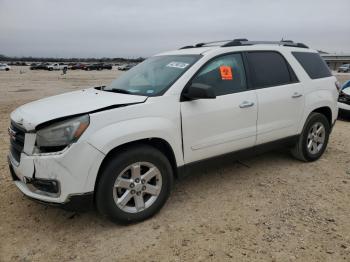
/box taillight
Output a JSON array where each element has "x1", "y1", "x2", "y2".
[{"x1": 335, "y1": 81, "x2": 341, "y2": 92}]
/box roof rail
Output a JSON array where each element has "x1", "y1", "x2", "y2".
[
  {"x1": 179, "y1": 38, "x2": 309, "y2": 50},
  {"x1": 179, "y1": 45, "x2": 195, "y2": 49},
  {"x1": 222, "y1": 39, "x2": 309, "y2": 48},
  {"x1": 179, "y1": 40, "x2": 232, "y2": 50}
]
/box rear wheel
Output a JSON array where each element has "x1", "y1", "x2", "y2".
[
  {"x1": 291, "y1": 113, "x2": 330, "y2": 162},
  {"x1": 96, "y1": 144, "x2": 173, "y2": 224}
]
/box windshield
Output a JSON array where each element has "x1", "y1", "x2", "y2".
[{"x1": 104, "y1": 55, "x2": 201, "y2": 96}]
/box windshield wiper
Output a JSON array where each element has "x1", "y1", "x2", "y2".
[{"x1": 105, "y1": 88, "x2": 133, "y2": 94}]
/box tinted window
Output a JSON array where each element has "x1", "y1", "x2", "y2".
[
  {"x1": 191, "y1": 53, "x2": 247, "y2": 96},
  {"x1": 247, "y1": 51, "x2": 296, "y2": 88},
  {"x1": 292, "y1": 52, "x2": 332, "y2": 79}
]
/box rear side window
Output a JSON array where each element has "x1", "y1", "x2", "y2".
[
  {"x1": 292, "y1": 52, "x2": 332, "y2": 79},
  {"x1": 246, "y1": 51, "x2": 297, "y2": 88}
]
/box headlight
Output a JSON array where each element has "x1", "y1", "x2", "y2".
[{"x1": 36, "y1": 115, "x2": 89, "y2": 152}]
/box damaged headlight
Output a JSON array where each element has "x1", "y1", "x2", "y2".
[{"x1": 36, "y1": 114, "x2": 90, "y2": 152}]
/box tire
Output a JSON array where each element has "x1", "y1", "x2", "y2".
[
  {"x1": 5, "y1": 68, "x2": 9, "y2": 71},
  {"x1": 48, "y1": 68, "x2": 53, "y2": 71},
  {"x1": 96, "y1": 144, "x2": 174, "y2": 224},
  {"x1": 291, "y1": 112, "x2": 330, "y2": 162}
]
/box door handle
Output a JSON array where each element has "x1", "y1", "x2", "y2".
[
  {"x1": 292, "y1": 92, "x2": 303, "y2": 98},
  {"x1": 239, "y1": 101, "x2": 255, "y2": 108}
]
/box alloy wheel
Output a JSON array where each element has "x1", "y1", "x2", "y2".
[
  {"x1": 113, "y1": 162, "x2": 162, "y2": 213},
  {"x1": 306, "y1": 122, "x2": 326, "y2": 155}
]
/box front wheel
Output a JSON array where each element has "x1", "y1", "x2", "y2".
[
  {"x1": 291, "y1": 112, "x2": 330, "y2": 162},
  {"x1": 96, "y1": 144, "x2": 174, "y2": 224}
]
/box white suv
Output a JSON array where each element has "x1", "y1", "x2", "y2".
[{"x1": 8, "y1": 39, "x2": 339, "y2": 223}]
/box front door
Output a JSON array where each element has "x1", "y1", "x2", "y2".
[{"x1": 181, "y1": 53, "x2": 258, "y2": 163}]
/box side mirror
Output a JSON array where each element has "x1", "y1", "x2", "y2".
[{"x1": 183, "y1": 83, "x2": 216, "y2": 100}]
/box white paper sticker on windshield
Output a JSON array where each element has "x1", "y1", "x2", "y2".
[{"x1": 166, "y1": 62, "x2": 189, "y2": 69}]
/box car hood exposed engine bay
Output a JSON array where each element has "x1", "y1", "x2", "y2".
[{"x1": 10, "y1": 87, "x2": 147, "y2": 131}]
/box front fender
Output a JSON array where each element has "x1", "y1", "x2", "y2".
[{"x1": 87, "y1": 117, "x2": 184, "y2": 167}]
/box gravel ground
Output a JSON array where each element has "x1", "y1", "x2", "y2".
[{"x1": 0, "y1": 67, "x2": 349, "y2": 262}]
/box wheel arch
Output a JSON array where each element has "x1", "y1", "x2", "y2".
[
  {"x1": 93, "y1": 138, "x2": 179, "y2": 194},
  {"x1": 299, "y1": 104, "x2": 335, "y2": 134},
  {"x1": 311, "y1": 106, "x2": 332, "y2": 127}
]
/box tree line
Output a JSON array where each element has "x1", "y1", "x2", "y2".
[{"x1": 0, "y1": 54, "x2": 145, "y2": 63}]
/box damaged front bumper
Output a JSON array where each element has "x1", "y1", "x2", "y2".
[
  {"x1": 8, "y1": 140, "x2": 105, "y2": 211},
  {"x1": 9, "y1": 162, "x2": 93, "y2": 211}
]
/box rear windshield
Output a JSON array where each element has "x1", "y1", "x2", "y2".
[{"x1": 292, "y1": 52, "x2": 332, "y2": 79}]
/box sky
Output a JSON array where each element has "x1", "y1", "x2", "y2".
[{"x1": 0, "y1": 0, "x2": 349, "y2": 58}]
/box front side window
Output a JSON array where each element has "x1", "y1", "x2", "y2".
[
  {"x1": 247, "y1": 51, "x2": 297, "y2": 88},
  {"x1": 104, "y1": 55, "x2": 201, "y2": 96},
  {"x1": 190, "y1": 53, "x2": 247, "y2": 96}
]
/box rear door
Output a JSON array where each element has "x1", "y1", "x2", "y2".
[
  {"x1": 246, "y1": 51, "x2": 305, "y2": 144},
  {"x1": 181, "y1": 53, "x2": 258, "y2": 163}
]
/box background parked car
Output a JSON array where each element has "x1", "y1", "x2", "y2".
[
  {"x1": 30, "y1": 63, "x2": 49, "y2": 70},
  {"x1": 67, "y1": 62, "x2": 75, "y2": 69},
  {"x1": 0, "y1": 63, "x2": 11, "y2": 71},
  {"x1": 7, "y1": 61, "x2": 27, "y2": 66},
  {"x1": 84, "y1": 63, "x2": 102, "y2": 71},
  {"x1": 102, "y1": 64, "x2": 113, "y2": 70},
  {"x1": 338, "y1": 64, "x2": 350, "y2": 73},
  {"x1": 118, "y1": 64, "x2": 134, "y2": 71},
  {"x1": 47, "y1": 63, "x2": 68, "y2": 71},
  {"x1": 338, "y1": 80, "x2": 350, "y2": 114},
  {"x1": 70, "y1": 63, "x2": 87, "y2": 70},
  {"x1": 84, "y1": 63, "x2": 112, "y2": 71}
]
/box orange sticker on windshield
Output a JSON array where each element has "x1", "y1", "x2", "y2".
[{"x1": 219, "y1": 66, "x2": 233, "y2": 80}]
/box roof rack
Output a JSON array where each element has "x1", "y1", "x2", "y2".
[
  {"x1": 179, "y1": 38, "x2": 309, "y2": 50},
  {"x1": 221, "y1": 39, "x2": 309, "y2": 48},
  {"x1": 179, "y1": 40, "x2": 233, "y2": 49}
]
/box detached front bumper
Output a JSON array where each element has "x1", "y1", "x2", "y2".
[{"x1": 8, "y1": 140, "x2": 105, "y2": 210}]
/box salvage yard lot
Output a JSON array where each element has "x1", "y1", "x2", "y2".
[{"x1": 0, "y1": 67, "x2": 349, "y2": 261}]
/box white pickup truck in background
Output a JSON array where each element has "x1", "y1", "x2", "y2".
[{"x1": 47, "y1": 63, "x2": 68, "y2": 71}]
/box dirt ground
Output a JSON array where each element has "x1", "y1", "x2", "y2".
[{"x1": 0, "y1": 67, "x2": 349, "y2": 262}]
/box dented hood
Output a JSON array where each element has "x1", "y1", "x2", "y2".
[{"x1": 10, "y1": 88, "x2": 147, "y2": 131}]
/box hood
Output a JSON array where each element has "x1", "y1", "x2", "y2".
[
  {"x1": 342, "y1": 87, "x2": 350, "y2": 95},
  {"x1": 11, "y1": 88, "x2": 147, "y2": 131}
]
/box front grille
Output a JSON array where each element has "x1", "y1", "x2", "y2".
[
  {"x1": 339, "y1": 92, "x2": 350, "y2": 105},
  {"x1": 9, "y1": 121, "x2": 26, "y2": 163}
]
